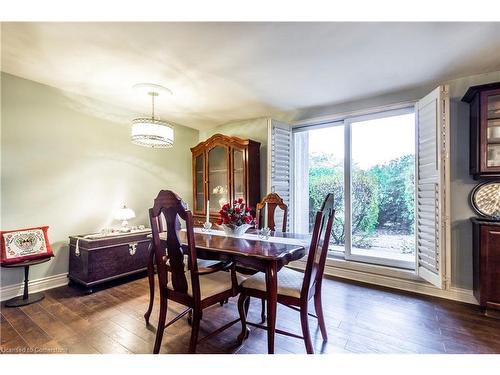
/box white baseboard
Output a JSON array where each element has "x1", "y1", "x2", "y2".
[
  {"x1": 0, "y1": 273, "x2": 69, "y2": 302},
  {"x1": 323, "y1": 265, "x2": 478, "y2": 305},
  {"x1": 288, "y1": 262, "x2": 478, "y2": 305}
]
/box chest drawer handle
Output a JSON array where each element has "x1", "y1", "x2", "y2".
[
  {"x1": 75, "y1": 239, "x2": 81, "y2": 257},
  {"x1": 129, "y1": 243, "x2": 138, "y2": 256}
]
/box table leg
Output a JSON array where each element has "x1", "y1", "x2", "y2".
[
  {"x1": 5, "y1": 264, "x2": 45, "y2": 307},
  {"x1": 23, "y1": 265, "x2": 30, "y2": 299},
  {"x1": 144, "y1": 243, "x2": 155, "y2": 324},
  {"x1": 265, "y1": 261, "x2": 278, "y2": 354}
]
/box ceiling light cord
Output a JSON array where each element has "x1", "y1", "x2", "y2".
[{"x1": 151, "y1": 92, "x2": 155, "y2": 120}]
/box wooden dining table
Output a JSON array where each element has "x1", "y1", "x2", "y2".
[{"x1": 144, "y1": 228, "x2": 310, "y2": 354}]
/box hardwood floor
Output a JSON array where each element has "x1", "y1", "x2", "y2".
[{"x1": 2, "y1": 274, "x2": 500, "y2": 354}]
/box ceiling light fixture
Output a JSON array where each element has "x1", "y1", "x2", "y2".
[{"x1": 131, "y1": 83, "x2": 174, "y2": 148}]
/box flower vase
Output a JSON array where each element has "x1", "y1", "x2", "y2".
[{"x1": 220, "y1": 223, "x2": 251, "y2": 237}]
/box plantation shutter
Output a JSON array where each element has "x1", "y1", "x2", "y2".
[
  {"x1": 415, "y1": 86, "x2": 451, "y2": 289},
  {"x1": 269, "y1": 119, "x2": 292, "y2": 231}
]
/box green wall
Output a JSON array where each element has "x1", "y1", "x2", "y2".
[{"x1": 0, "y1": 73, "x2": 199, "y2": 287}]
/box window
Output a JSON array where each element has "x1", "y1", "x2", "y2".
[
  {"x1": 293, "y1": 108, "x2": 416, "y2": 269},
  {"x1": 256, "y1": 86, "x2": 451, "y2": 288},
  {"x1": 291, "y1": 87, "x2": 451, "y2": 288},
  {"x1": 348, "y1": 110, "x2": 416, "y2": 268}
]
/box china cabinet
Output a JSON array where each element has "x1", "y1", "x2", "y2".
[
  {"x1": 462, "y1": 82, "x2": 500, "y2": 179},
  {"x1": 190, "y1": 134, "x2": 261, "y2": 226}
]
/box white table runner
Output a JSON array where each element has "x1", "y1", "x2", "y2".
[{"x1": 182, "y1": 227, "x2": 309, "y2": 247}]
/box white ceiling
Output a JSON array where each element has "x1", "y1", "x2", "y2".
[{"x1": 2, "y1": 22, "x2": 500, "y2": 130}]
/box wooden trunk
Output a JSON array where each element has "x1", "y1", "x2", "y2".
[{"x1": 68, "y1": 230, "x2": 151, "y2": 292}]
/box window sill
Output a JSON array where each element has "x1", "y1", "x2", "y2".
[
  {"x1": 326, "y1": 257, "x2": 419, "y2": 281},
  {"x1": 288, "y1": 256, "x2": 477, "y2": 305},
  {"x1": 289, "y1": 256, "x2": 420, "y2": 282}
]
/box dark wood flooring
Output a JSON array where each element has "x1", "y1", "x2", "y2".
[{"x1": 2, "y1": 274, "x2": 500, "y2": 354}]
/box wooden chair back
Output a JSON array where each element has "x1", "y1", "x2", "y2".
[
  {"x1": 256, "y1": 193, "x2": 288, "y2": 232},
  {"x1": 149, "y1": 190, "x2": 201, "y2": 301},
  {"x1": 300, "y1": 193, "x2": 335, "y2": 299}
]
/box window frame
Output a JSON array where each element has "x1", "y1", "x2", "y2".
[{"x1": 291, "y1": 103, "x2": 417, "y2": 271}]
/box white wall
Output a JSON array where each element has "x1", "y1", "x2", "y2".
[{"x1": 0, "y1": 73, "x2": 199, "y2": 287}]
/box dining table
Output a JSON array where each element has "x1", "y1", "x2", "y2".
[{"x1": 144, "y1": 227, "x2": 310, "y2": 354}]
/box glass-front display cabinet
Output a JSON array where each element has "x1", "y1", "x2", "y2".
[
  {"x1": 190, "y1": 134, "x2": 261, "y2": 226},
  {"x1": 462, "y1": 82, "x2": 500, "y2": 179}
]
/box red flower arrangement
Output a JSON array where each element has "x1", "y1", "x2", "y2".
[{"x1": 216, "y1": 198, "x2": 255, "y2": 227}]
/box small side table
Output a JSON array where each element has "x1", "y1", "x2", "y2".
[{"x1": 1, "y1": 257, "x2": 51, "y2": 307}]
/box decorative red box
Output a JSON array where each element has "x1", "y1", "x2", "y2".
[{"x1": 0, "y1": 226, "x2": 54, "y2": 264}]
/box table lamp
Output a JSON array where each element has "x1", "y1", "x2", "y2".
[{"x1": 114, "y1": 205, "x2": 136, "y2": 232}]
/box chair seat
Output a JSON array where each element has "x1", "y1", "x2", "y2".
[
  {"x1": 167, "y1": 257, "x2": 222, "y2": 272},
  {"x1": 240, "y1": 267, "x2": 304, "y2": 298},
  {"x1": 168, "y1": 270, "x2": 246, "y2": 300}
]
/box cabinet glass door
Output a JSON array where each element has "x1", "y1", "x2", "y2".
[
  {"x1": 208, "y1": 146, "x2": 229, "y2": 213},
  {"x1": 233, "y1": 148, "x2": 245, "y2": 203},
  {"x1": 487, "y1": 94, "x2": 500, "y2": 168},
  {"x1": 194, "y1": 153, "x2": 204, "y2": 213}
]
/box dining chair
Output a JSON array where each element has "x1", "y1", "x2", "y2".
[
  {"x1": 237, "y1": 192, "x2": 289, "y2": 323},
  {"x1": 143, "y1": 216, "x2": 223, "y2": 325},
  {"x1": 237, "y1": 193, "x2": 335, "y2": 354},
  {"x1": 256, "y1": 192, "x2": 288, "y2": 232},
  {"x1": 149, "y1": 190, "x2": 243, "y2": 354}
]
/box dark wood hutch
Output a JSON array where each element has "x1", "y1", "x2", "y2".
[
  {"x1": 190, "y1": 134, "x2": 260, "y2": 226},
  {"x1": 463, "y1": 82, "x2": 500, "y2": 317},
  {"x1": 462, "y1": 82, "x2": 500, "y2": 179}
]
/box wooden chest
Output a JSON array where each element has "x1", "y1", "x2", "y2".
[{"x1": 68, "y1": 230, "x2": 151, "y2": 292}]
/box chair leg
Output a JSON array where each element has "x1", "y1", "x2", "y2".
[
  {"x1": 314, "y1": 292, "x2": 328, "y2": 342},
  {"x1": 188, "y1": 308, "x2": 201, "y2": 354},
  {"x1": 144, "y1": 244, "x2": 155, "y2": 325},
  {"x1": 237, "y1": 293, "x2": 250, "y2": 344},
  {"x1": 260, "y1": 298, "x2": 266, "y2": 323},
  {"x1": 219, "y1": 298, "x2": 229, "y2": 307},
  {"x1": 153, "y1": 296, "x2": 168, "y2": 354},
  {"x1": 244, "y1": 295, "x2": 250, "y2": 316},
  {"x1": 300, "y1": 307, "x2": 314, "y2": 354}
]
